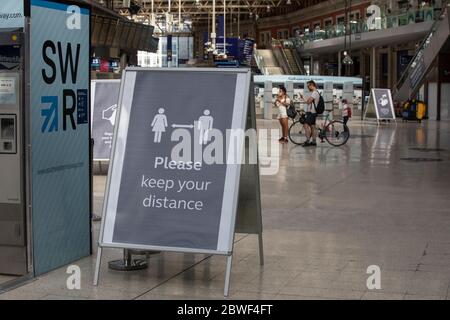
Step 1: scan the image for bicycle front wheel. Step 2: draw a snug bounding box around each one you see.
[288,120,307,145]
[324,121,350,146]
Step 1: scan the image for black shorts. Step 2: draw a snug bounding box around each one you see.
[305,112,317,125]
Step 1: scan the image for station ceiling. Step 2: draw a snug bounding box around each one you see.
[76,0,159,51]
[93,0,327,23]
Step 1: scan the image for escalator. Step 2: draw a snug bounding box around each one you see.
[282,47,305,75]
[395,5,450,101]
[272,40,305,75]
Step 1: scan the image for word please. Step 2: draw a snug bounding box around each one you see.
[154,156,202,171]
[141,176,212,193]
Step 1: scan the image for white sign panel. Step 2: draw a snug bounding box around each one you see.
[0,0,25,29]
[0,77,16,105]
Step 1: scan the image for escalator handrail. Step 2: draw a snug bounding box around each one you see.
[290,47,306,74]
[395,4,448,95]
[272,39,294,74]
[271,39,292,74]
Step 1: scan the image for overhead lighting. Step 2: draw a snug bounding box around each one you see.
[287,0,291,4]
[342,51,353,65]
[266,5,271,12]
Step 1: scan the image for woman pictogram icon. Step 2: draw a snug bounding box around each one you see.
[151,108,168,143]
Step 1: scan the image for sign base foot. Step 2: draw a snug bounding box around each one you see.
[108,258,148,271]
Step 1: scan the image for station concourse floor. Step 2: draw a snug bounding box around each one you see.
[2,119,450,300]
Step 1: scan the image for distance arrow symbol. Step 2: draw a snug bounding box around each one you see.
[172,124,194,128]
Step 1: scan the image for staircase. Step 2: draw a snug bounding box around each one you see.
[395,5,450,101]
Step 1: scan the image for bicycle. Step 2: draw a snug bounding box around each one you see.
[288,109,350,146]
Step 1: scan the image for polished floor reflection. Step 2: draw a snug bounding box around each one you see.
[1,120,450,300]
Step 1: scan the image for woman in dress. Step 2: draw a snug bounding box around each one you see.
[151,108,168,143]
[275,86,291,144]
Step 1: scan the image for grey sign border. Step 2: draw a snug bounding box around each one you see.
[372,88,396,120]
[90,79,121,162]
[97,67,252,256]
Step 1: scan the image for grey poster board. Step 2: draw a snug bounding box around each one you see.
[364,88,396,122]
[99,68,252,254]
[91,80,121,161]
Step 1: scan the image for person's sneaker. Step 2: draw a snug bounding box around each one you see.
[302,141,311,147]
[310,141,317,147]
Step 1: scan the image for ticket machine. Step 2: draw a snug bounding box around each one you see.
[0,30,27,275]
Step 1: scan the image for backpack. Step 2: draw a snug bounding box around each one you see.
[286,101,297,119]
[313,91,325,114]
[344,106,352,118]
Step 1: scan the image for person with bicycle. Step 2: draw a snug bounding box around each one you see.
[299,80,320,147]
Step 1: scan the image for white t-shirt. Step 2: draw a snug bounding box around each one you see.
[307,90,320,114]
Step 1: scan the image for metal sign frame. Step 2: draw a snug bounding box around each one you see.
[93,67,263,296]
[363,88,397,125]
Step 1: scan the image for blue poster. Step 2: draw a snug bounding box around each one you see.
[216,37,240,58]
[30,0,91,275]
[217,15,224,37]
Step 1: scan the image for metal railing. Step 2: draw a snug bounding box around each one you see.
[293,7,437,45]
[253,50,268,75]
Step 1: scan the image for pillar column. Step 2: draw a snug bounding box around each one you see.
[370,47,377,89]
[338,51,342,77]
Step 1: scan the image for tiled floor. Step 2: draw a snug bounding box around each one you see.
[1,119,450,300]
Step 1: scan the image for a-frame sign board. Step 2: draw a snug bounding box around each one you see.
[93,68,263,297]
[363,88,397,124]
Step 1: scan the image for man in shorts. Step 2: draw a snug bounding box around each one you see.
[300,80,320,147]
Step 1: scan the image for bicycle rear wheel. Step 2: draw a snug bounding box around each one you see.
[324,121,350,146]
[288,120,307,145]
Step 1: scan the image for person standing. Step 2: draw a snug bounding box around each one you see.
[342,99,352,125]
[300,80,320,147]
[275,86,291,144]
[197,109,214,145]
